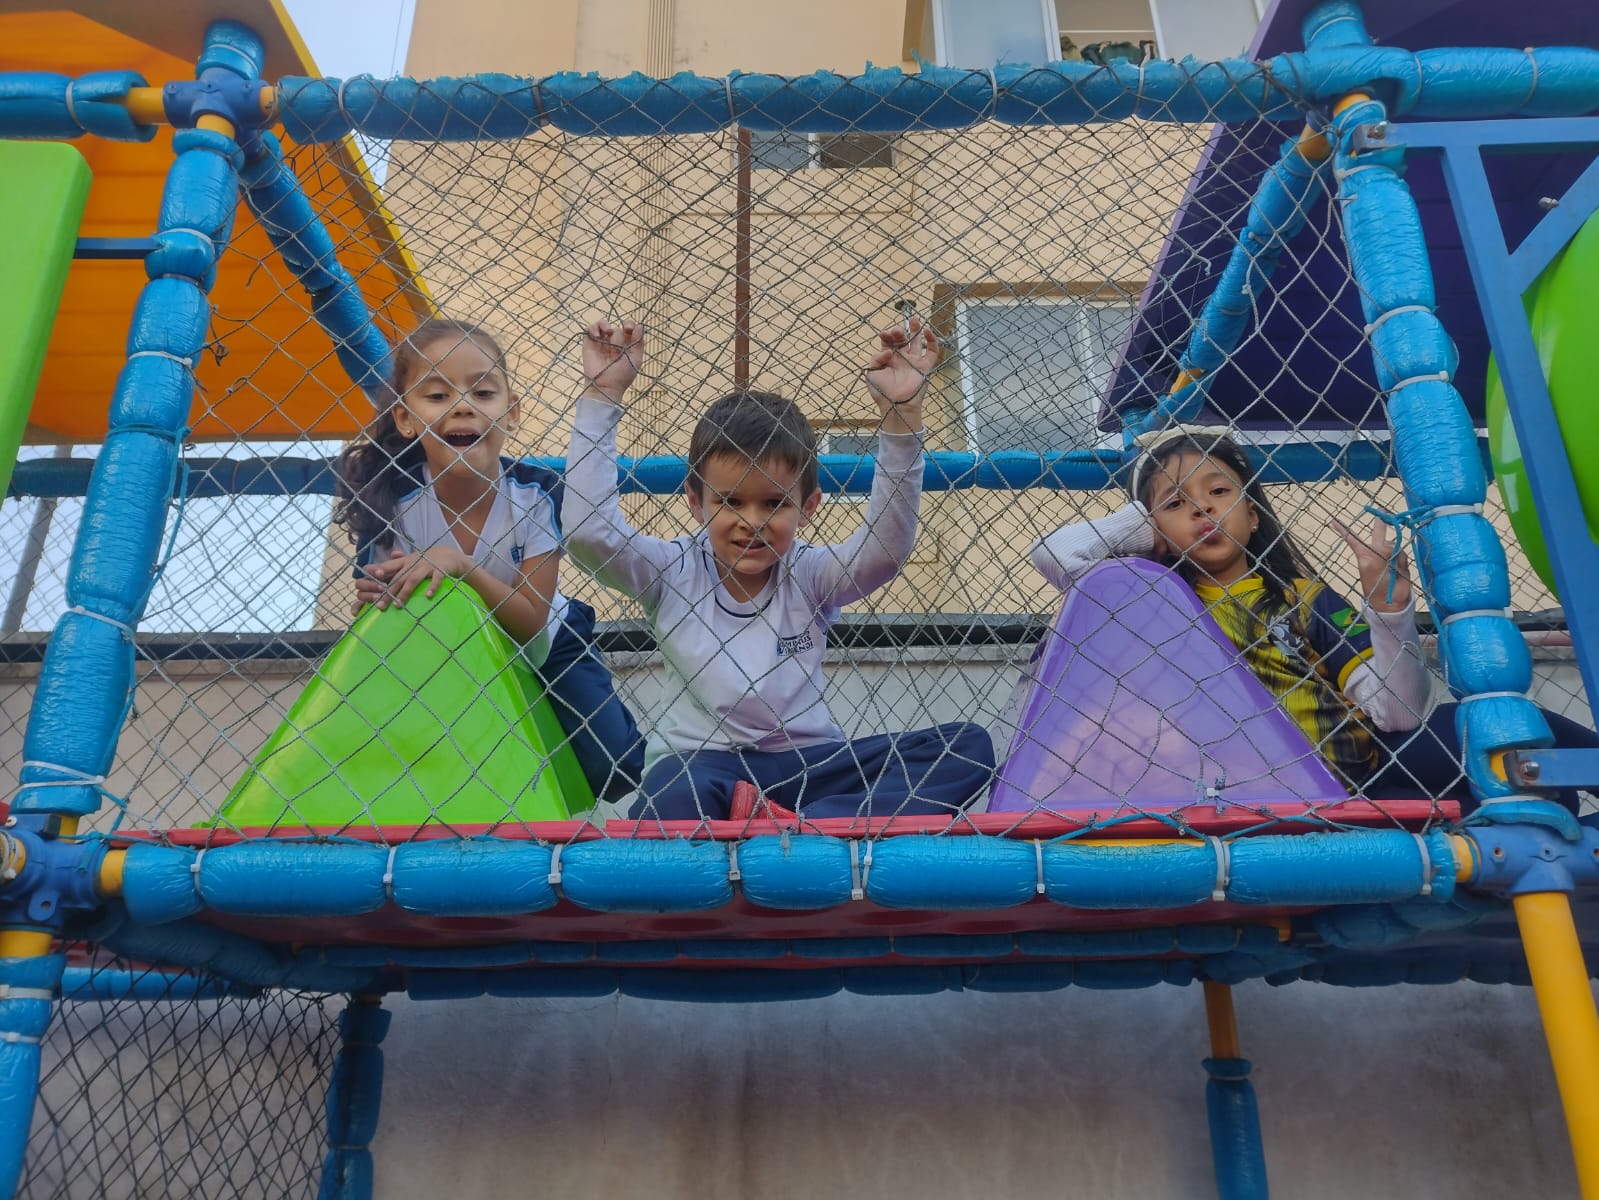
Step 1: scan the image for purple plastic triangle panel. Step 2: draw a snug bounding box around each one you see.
[989,559,1348,813]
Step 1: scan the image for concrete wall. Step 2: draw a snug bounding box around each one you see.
[369,980,1580,1199]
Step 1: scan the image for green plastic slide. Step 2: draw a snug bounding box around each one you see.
[219,579,592,828]
[1486,208,1599,598]
[0,141,91,496]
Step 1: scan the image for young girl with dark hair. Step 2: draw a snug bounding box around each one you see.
[1030,425,1596,808]
[334,319,644,804]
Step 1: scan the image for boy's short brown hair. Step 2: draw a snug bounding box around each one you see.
[687,391,819,496]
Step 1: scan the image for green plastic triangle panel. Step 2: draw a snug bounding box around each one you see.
[0,140,91,495]
[219,579,593,828]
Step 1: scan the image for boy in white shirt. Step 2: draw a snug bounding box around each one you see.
[564,318,994,821]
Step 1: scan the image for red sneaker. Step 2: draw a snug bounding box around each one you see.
[728,781,798,823]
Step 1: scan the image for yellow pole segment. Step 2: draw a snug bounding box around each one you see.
[97,849,126,898]
[120,86,277,127]
[0,930,52,957]
[1515,890,1599,1196]
[1203,980,1242,1058]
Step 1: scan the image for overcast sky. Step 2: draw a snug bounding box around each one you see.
[279,0,417,80]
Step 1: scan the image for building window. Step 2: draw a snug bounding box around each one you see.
[818,426,880,502]
[931,0,1060,69]
[955,295,1135,455]
[746,129,897,172]
[927,1,1262,68]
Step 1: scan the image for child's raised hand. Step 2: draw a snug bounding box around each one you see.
[864,319,936,434]
[1332,514,1412,613]
[357,546,478,612]
[582,319,644,405]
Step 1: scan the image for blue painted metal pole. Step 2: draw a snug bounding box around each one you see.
[0,22,268,1200]
[1308,0,1559,811]
[237,132,394,398]
[319,996,389,1200]
[1202,981,1268,1200]
[11,20,264,825]
[0,944,64,1198]
[1122,120,1333,439]
[1427,132,1599,713]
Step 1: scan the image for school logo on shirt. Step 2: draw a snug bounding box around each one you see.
[511,544,524,564]
[776,631,814,657]
[1329,606,1369,637]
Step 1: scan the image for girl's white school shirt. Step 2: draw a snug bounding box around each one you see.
[564,396,924,764]
[391,464,567,667]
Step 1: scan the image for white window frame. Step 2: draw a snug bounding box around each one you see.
[1147,0,1262,61]
[744,128,897,173]
[930,0,1062,69]
[954,294,1134,456]
[817,426,880,504]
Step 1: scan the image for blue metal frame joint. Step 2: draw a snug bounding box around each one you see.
[160,76,269,132]
[0,828,106,931]
[1460,823,1599,896]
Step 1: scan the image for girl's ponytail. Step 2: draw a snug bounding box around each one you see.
[333,406,426,554]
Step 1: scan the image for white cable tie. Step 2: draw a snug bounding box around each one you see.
[164,226,218,249]
[127,349,195,369]
[724,76,736,126]
[726,841,741,885]
[1384,371,1451,395]
[63,79,84,132]
[1209,836,1230,903]
[1362,304,1435,338]
[1409,503,1483,525]
[848,840,864,901]
[1033,840,1046,895]
[1458,690,1531,703]
[18,762,107,790]
[1479,792,1548,805]
[382,844,398,902]
[985,68,999,121]
[1413,833,1434,897]
[66,606,136,638]
[860,840,874,900]
[1,1032,42,1045]
[1522,48,1541,110]
[1440,607,1514,626]
[546,842,565,897]
[1333,162,1387,184]
[0,986,56,1002]
[190,848,205,898]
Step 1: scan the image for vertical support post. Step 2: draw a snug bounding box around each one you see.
[1202,981,1268,1200]
[0,22,267,1200]
[1432,136,1599,708]
[11,18,264,826]
[1514,892,1599,1197]
[319,995,390,1200]
[0,934,63,1199]
[734,126,752,391]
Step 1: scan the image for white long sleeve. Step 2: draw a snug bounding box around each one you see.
[1344,601,1432,732]
[562,395,684,604]
[1029,502,1157,591]
[789,428,924,608]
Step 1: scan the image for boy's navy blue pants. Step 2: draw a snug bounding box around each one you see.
[1367,702,1599,813]
[541,599,646,805]
[632,721,995,821]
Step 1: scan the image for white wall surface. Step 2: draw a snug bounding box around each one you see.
[370,979,1580,1199]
